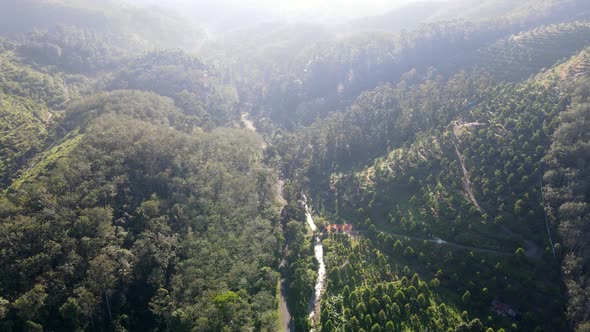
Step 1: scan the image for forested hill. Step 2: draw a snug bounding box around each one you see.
[207,0,590,130]
[0,0,590,331]
[0,0,203,50]
[0,2,278,331]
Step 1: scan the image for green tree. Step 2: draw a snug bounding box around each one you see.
[59,298,83,329]
[13,284,47,321]
[385,321,395,332]
[0,296,9,319]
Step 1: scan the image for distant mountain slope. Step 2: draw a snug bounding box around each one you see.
[450,21,590,82]
[0,94,51,187]
[538,46,590,85]
[0,0,203,50]
[351,2,447,32]
[353,0,590,32]
[223,2,590,130]
[439,0,589,23]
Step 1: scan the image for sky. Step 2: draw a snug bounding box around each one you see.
[125,0,430,19]
[229,0,407,10]
[241,0,415,20]
[131,0,409,9]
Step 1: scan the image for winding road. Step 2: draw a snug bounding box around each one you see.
[241,113,293,331]
[358,229,512,256]
[279,251,294,332]
[241,113,257,132]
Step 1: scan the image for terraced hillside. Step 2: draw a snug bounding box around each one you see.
[538,46,590,85]
[0,94,51,186]
[465,22,590,81]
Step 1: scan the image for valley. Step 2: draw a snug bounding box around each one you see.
[0,0,590,331]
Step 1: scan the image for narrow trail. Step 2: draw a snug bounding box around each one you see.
[277,179,292,332]
[45,111,53,126]
[451,121,544,260]
[451,121,485,214]
[276,179,286,207]
[539,164,556,257]
[242,113,293,331]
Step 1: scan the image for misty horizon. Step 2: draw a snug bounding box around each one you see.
[121,0,451,30]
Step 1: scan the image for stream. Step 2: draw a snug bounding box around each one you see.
[302,194,326,328]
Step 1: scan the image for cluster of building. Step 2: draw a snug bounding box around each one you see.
[324,224,353,233]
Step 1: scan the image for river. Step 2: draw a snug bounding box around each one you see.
[302,195,326,329]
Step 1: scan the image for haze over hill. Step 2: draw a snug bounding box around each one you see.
[0,1,590,332]
[121,0,456,32]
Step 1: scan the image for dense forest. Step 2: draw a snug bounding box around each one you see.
[1,0,590,331]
